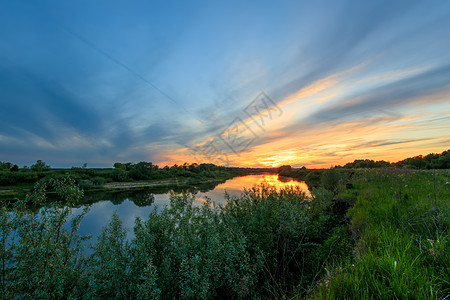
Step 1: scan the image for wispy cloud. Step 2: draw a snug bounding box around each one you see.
[1,0,449,167]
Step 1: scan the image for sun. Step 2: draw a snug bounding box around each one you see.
[258,154,298,167]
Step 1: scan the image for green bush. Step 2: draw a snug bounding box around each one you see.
[0,177,88,299]
[91,176,106,186]
[109,168,129,182]
[321,169,342,193]
[221,184,333,297]
[1,179,345,299]
[0,171,39,186]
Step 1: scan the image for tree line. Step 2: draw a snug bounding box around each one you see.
[0,161,233,189]
[341,149,450,169]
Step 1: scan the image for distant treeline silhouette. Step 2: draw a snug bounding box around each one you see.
[341,149,450,169]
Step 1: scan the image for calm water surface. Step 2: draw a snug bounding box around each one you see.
[71,174,310,240]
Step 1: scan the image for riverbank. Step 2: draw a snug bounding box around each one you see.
[0,176,235,201]
[0,162,246,200]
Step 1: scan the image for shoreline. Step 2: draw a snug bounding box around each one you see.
[0,177,231,200]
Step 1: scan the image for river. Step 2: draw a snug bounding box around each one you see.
[70,174,310,240]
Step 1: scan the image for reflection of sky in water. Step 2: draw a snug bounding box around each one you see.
[194,174,311,206]
[70,174,310,241]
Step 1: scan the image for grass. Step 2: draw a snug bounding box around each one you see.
[1,168,448,298]
[312,169,449,299]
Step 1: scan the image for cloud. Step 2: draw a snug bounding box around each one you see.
[306,64,450,123]
[1,0,450,167]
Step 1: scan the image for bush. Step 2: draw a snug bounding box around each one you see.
[109,168,129,182]
[0,177,88,299]
[91,176,106,186]
[321,169,342,193]
[1,180,345,299]
[0,171,39,186]
[305,170,322,187]
[77,179,95,190]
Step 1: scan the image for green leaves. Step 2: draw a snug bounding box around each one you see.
[1,177,89,299]
[2,178,346,299]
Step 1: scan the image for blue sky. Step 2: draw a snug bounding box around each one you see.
[1,0,449,168]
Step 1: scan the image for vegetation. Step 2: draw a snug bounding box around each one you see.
[342,149,450,169]
[1,174,350,298]
[0,160,237,199]
[311,169,449,299]
[0,150,449,298]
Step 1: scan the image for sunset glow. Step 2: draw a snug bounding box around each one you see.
[0,1,449,167]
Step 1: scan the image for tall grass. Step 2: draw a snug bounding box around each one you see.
[313,169,449,299]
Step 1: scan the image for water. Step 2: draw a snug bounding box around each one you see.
[70,174,310,241]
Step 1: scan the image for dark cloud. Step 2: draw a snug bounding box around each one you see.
[0,66,104,140]
[1,0,449,166]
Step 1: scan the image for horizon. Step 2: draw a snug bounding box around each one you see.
[1,1,449,168]
[5,148,448,170]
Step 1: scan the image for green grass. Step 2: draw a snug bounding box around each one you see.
[2,169,448,298]
[312,169,450,299]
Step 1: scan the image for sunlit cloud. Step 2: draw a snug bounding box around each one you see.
[1,1,449,167]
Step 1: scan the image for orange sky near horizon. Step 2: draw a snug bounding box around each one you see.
[156,62,450,169]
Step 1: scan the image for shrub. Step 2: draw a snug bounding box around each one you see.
[321,169,341,193]
[109,168,129,182]
[91,176,106,186]
[0,177,89,298]
[1,179,346,299]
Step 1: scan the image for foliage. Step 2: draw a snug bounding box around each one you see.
[341,149,450,169]
[2,165,448,298]
[343,159,391,168]
[395,149,450,169]
[0,177,89,299]
[312,169,450,299]
[110,168,130,182]
[320,169,343,194]
[0,161,233,194]
[221,184,334,297]
[0,162,19,172]
[1,176,347,299]
[129,161,159,180]
[30,159,51,172]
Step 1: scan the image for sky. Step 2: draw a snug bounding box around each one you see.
[1,0,449,168]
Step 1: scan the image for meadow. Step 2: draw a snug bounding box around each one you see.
[312,168,449,299]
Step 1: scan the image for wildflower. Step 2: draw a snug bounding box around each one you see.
[437,240,440,243]
[404,185,408,188]
[352,264,355,267]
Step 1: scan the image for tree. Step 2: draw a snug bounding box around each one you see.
[0,162,12,171]
[113,162,127,171]
[129,162,158,180]
[277,165,292,176]
[30,160,50,172]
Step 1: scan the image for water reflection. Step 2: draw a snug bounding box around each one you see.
[71,174,310,240]
[193,174,311,206]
